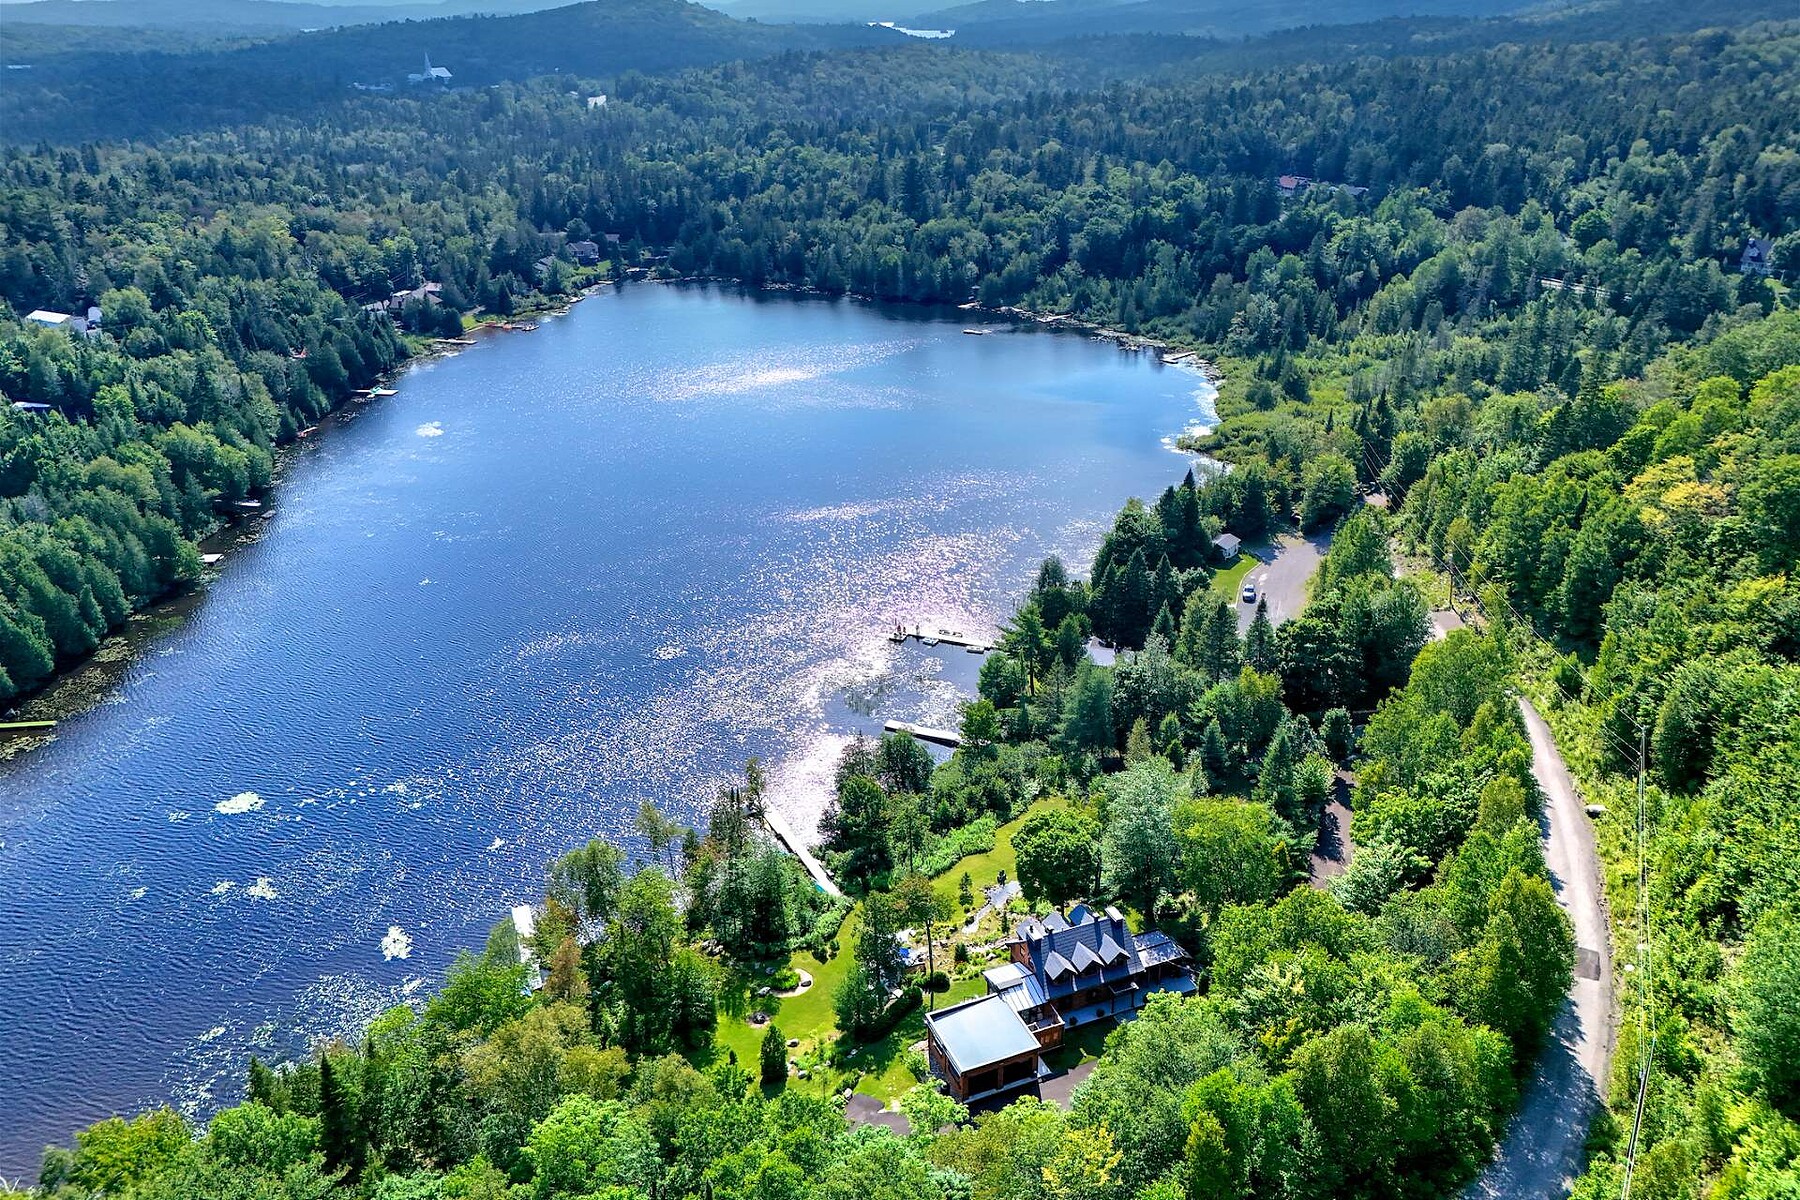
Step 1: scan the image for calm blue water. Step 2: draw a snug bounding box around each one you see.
[0,284,1212,1174]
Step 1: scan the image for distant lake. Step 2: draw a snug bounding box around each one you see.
[0,284,1213,1173]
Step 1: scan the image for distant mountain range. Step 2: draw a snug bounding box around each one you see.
[0,0,1536,35]
[909,0,1532,42]
[0,0,578,34]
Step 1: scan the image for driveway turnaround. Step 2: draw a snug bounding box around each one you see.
[1238,531,1331,632]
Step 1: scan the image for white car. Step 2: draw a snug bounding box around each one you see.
[1241,580,1257,604]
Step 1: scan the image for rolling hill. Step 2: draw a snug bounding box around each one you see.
[0,0,894,140]
[0,0,572,35]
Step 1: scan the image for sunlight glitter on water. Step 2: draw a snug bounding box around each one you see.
[0,285,1208,1173]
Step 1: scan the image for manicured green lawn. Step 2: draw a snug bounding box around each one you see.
[1209,553,1256,599]
[933,793,1068,913]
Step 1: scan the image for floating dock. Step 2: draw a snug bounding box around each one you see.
[883,720,962,748]
[888,623,992,653]
[0,720,57,733]
[434,337,477,347]
[763,809,843,898]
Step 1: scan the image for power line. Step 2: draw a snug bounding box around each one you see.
[1621,720,1656,1199]
[1399,522,1656,1196]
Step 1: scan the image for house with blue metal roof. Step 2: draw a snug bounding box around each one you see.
[924,903,1194,1101]
[1001,903,1194,1034]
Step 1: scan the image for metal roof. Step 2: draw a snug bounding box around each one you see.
[925,994,1040,1074]
[985,963,1050,1014]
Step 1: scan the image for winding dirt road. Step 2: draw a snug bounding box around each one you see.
[1464,699,1615,1198]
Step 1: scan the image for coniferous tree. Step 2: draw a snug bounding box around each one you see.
[317,1052,364,1182]
[760,1023,788,1087]
[1245,598,1279,674]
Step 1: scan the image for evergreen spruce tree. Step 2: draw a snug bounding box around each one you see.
[1151,602,1177,646]
[1245,598,1279,673]
[1199,600,1243,683]
[1200,718,1230,788]
[1157,712,1185,767]
[318,1052,364,1182]
[1253,721,1301,824]
[247,1056,286,1113]
[1152,554,1182,619]
[760,1023,788,1087]
[1116,549,1152,648]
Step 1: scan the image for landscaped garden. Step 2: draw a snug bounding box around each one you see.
[706,795,1070,1104]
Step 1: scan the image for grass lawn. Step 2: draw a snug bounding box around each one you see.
[932,794,1067,913]
[1209,552,1257,599]
[1043,1020,1113,1074]
[707,794,1070,1096]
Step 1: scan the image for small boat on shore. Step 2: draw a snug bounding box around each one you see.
[297,426,319,438]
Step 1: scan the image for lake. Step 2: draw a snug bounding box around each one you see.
[0,283,1213,1173]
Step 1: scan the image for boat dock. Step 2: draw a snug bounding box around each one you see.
[434,337,477,347]
[510,905,546,992]
[888,623,992,653]
[763,809,843,898]
[0,720,57,733]
[883,720,962,748]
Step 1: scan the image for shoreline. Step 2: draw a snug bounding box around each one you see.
[0,278,1214,745]
[0,283,618,733]
[651,274,1226,384]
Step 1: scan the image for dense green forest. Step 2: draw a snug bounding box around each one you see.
[5,3,1800,1197]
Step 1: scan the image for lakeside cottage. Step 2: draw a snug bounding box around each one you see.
[1741,236,1775,277]
[924,904,1194,1102]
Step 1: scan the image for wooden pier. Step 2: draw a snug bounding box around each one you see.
[762,809,844,898]
[0,720,57,733]
[883,720,962,748]
[887,623,993,654]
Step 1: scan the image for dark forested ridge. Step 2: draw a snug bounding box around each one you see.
[0,0,566,35]
[0,0,895,143]
[4,3,1799,1198]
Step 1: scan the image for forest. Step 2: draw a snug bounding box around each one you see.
[5,2,1799,1198]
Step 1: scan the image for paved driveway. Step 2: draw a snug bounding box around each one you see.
[1463,701,1615,1198]
[1238,531,1332,631]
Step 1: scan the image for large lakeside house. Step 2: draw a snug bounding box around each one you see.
[923,903,1194,1103]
